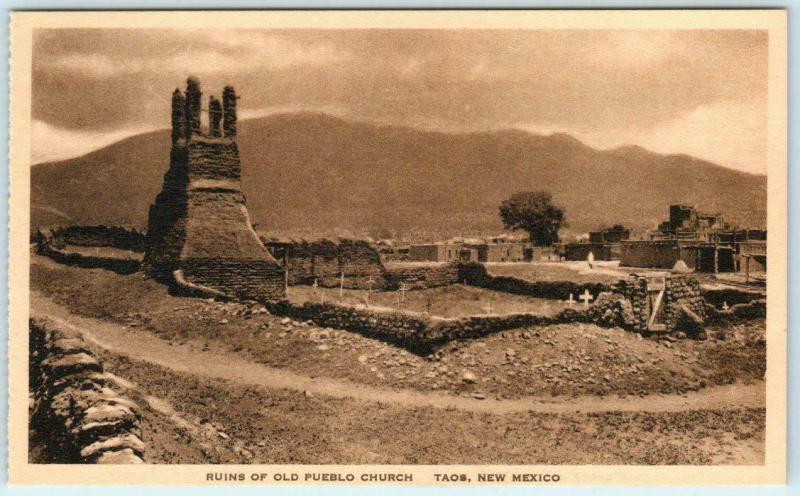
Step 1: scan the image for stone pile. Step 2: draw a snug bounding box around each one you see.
[29,319,144,464]
[584,292,635,328]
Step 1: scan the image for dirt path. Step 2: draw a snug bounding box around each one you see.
[31,290,765,415]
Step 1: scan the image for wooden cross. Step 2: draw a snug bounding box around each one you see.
[722,301,729,311]
[339,272,344,301]
[366,277,375,306]
[483,301,494,315]
[399,282,407,303]
[579,289,593,308]
[568,293,575,306]
[312,278,318,294]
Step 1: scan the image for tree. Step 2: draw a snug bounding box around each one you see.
[498,191,566,246]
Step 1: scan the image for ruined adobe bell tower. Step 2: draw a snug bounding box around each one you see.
[143,77,285,300]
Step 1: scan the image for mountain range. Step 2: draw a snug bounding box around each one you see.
[31,112,767,241]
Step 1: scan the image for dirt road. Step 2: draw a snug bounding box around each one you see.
[30,290,764,415]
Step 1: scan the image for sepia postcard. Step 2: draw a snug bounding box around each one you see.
[7,10,787,486]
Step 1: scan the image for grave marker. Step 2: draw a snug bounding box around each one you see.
[579,289,593,308]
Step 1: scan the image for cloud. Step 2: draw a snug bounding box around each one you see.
[36,30,349,80]
[636,101,767,174]
[31,120,159,164]
[31,28,768,173]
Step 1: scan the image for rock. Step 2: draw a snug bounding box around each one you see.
[280,317,291,325]
[462,371,478,384]
[81,434,145,459]
[471,392,485,400]
[94,448,143,464]
[357,355,368,364]
[316,344,330,351]
[219,319,228,324]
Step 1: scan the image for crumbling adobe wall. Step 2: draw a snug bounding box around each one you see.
[337,239,386,289]
[311,239,342,286]
[29,319,144,464]
[262,237,389,289]
[383,263,461,290]
[143,78,285,300]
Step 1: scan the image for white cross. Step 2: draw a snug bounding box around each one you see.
[579,289,593,308]
[722,301,729,311]
[312,278,318,294]
[568,293,575,306]
[483,302,494,315]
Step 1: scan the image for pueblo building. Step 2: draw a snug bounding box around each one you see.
[565,205,765,275]
[409,236,529,263]
[619,205,766,274]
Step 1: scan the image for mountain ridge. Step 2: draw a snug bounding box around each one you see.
[31,112,767,240]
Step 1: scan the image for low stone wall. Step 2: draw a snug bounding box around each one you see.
[35,242,142,275]
[29,318,145,464]
[264,298,599,353]
[702,286,766,308]
[35,225,146,252]
[707,299,767,322]
[458,262,612,300]
[383,262,461,290]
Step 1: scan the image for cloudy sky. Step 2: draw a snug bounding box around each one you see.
[32,28,768,174]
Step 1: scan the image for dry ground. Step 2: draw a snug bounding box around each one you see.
[29,254,767,464]
[288,284,572,318]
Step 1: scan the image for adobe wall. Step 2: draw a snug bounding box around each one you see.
[564,243,615,261]
[620,240,680,269]
[310,239,341,286]
[383,262,461,290]
[29,319,145,464]
[263,238,388,290]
